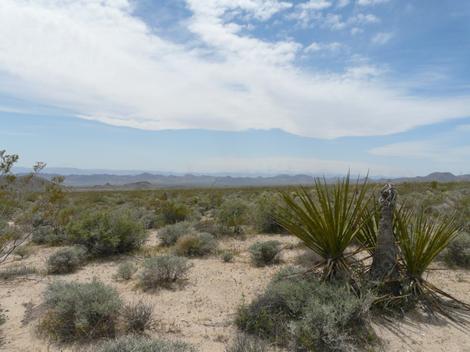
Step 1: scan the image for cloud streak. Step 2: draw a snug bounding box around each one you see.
[0,0,469,139]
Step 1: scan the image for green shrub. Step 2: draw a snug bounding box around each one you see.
[160,201,190,225]
[158,222,192,247]
[442,232,470,268]
[252,194,284,234]
[122,301,153,334]
[0,265,37,280]
[216,198,248,234]
[32,224,67,245]
[248,241,281,267]
[39,279,122,342]
[221,251,234,263]
[66,210,146,256]
[140,255,190,290]
[175,232,217,257]
[47,246,87,274]
[226,334,267,352]
[115,261,137,281]
[96,336,196,352]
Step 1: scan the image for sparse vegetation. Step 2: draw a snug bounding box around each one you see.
[140,255,190,290]
[121,301,153,334]
[158,221,192,246]
[38,280,122,342]
[115,261,137,281]
[248,240,281,267]
[47,246,87,274]
[175,232,217,257]
[441,232,470,268]
[0,265,37,280]
[221,250,234,263]
[95,336,196,352]
[226,334,268,352]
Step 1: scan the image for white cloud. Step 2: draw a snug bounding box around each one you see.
[299,0,332,10]
[0,0,470,140]
[371,31,394,45]
[357,0,390,6]
[336,0,351,8]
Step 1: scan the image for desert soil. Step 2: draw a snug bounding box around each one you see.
[0,232,469,352]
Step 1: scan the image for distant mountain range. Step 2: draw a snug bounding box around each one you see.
[12,170,470,189]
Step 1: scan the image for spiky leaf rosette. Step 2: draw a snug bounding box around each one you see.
[277,174,372,281]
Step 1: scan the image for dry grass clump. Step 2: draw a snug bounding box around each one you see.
[140,255,190,290]
[225,334,268,352]
[121,301,153,334]
[0,265,37,280]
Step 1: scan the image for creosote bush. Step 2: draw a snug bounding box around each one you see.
[174,232,217,257]
[38,279,122,342]
[47,246,87,274]
[252,194,284,234]
[122,301,153,334]
[158,222,192,246]
[216,198,248,234]
[95,335,196,352]
[66,209,146,256]
[115,261,137,281]
[159,201,190,225]
[140,255,190,290]
[248,241,281,267]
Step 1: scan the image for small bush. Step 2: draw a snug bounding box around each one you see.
[32,224,67,245]
[38,279,122,342]
[216,198,248,234]
[160,201,190,225]
[442,232,470,268]
[248,241,281,267]
[66,210,146,256]
[221,251,234,263]
[14,245,33,259]
[122,301,153,334]
[140,255,190,290]
[47,246,87,274]
[158,222,192,247]
[0,265,37,280]
[115,261,137,281]
[226,334,268,352]
[252,194,284,234]
[175,232,217,257]
[96,335,196,352]
[236,267,374,351]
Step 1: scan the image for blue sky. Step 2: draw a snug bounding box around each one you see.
[1,0,469,176]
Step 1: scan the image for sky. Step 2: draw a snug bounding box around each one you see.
[1,0,469,176]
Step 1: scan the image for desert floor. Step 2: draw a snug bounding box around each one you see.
[1,232,469,352]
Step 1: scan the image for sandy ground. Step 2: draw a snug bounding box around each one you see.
[0,232,469,352]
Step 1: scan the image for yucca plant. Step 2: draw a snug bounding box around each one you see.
[395,208,470,318]
[356,201,381,255]
[277,174,372,281]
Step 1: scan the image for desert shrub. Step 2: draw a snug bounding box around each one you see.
[236,267,374,351]
[158,222,192,246]
[47,246,87,274]
[0,307,5,325]
[216,198,248,234]
[221,250,234,263]
[115,261,137,281]
[140,255,190,290]
[0,265,37,280]
[252,194,284,234]
[441,232,470,268]
[39,279,122,342]
[14,245,33,259]
[159,201,190,225]
[122,301,153,334]
[193,218,220,237]
[175,232,217,257]
[95,335,196,352]
[66,209,146,256]
[248,241,281,267]
[226,334,267,352]
[32,224,67,245]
